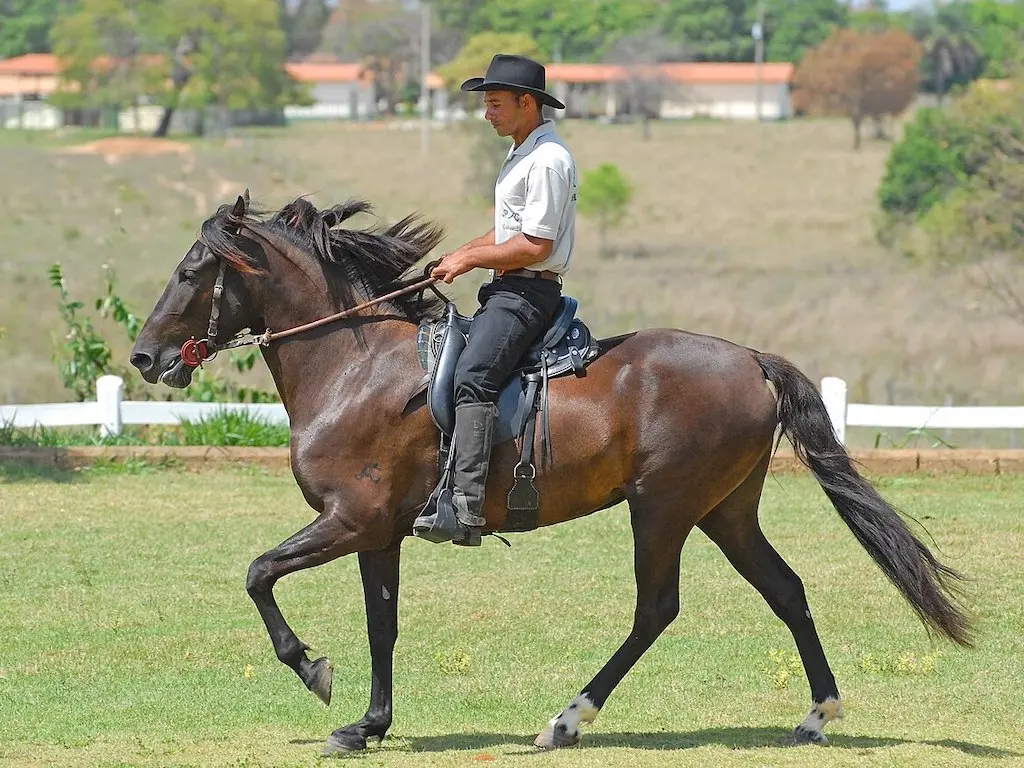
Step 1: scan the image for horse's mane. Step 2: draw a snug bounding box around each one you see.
[199,195,448,323]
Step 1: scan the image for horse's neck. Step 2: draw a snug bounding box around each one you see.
[261,314,419,427]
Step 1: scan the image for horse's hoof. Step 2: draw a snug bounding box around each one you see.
[534,722,581,749]
[307,656,333,706]
[790,725,829,746]
[323,729,367,755]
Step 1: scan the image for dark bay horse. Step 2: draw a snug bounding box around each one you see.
[130,193,972,754]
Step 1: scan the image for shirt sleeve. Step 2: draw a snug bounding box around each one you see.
[520,158,570,240]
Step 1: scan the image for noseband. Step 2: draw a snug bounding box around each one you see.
[180,259,443,368]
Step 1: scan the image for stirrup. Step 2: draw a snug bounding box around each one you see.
[412,489,482,547]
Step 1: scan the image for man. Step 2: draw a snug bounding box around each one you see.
[413,54,578,547]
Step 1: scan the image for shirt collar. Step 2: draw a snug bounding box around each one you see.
[510,119,555,157]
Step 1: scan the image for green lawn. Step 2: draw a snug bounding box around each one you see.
[0,465,1021,767]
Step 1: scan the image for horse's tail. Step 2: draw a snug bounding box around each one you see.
[755,351,974,648]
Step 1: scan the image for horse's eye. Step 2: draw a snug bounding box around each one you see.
[182,269,197,281]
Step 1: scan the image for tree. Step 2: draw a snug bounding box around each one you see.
[764,0,849,64]
[962,0,1024,79]
[878,77,1024,325]
[792,28,921,149]
[321,0,419,115]
[51,0,299,135]
[901,4,984,103]
[658,0,754,62]
[0,0,68,57]
[51,0,161,127]
[436,31,542,94]
[577,163,634,258]
[280,0,330,59]
[605,30,686,140]
[466,0,661,62]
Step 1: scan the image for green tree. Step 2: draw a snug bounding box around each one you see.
[436,31,542,93]
[50,0,161,127]
[321,0,418,115]
[877,106,969,219]
[174,0,296,113]
[577,163,634,258]
[878,78,1024,324]
[467,0,660,62]
[658,0,753,62]
[279,0,330,59]
[765,0,849,64]
[0,0,68,57]
[51,0,299,135]
[964,0,1024,79]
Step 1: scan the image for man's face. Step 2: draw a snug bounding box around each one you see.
[484,90,532,137]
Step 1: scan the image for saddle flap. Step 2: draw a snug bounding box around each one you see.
[425,304,470,436]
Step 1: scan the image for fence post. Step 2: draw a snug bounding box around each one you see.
[97,375,124,437]
[820,376,848,446]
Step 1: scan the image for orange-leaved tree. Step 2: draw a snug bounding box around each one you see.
[793,28,922,149]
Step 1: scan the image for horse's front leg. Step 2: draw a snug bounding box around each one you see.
[324,542,402,754]
[245,504,383,706]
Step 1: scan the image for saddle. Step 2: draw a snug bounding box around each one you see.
[415,297,600,531]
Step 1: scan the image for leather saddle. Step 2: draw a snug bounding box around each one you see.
[417,297,598,440]
[414,296,601,531]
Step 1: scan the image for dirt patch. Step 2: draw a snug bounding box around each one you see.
[56,136,191,163]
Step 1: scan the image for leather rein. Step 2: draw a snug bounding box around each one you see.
[180,259,443,368]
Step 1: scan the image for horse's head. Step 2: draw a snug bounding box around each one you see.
[131,191,448,389]
[130,191,263,388]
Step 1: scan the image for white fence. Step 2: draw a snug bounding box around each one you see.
[2,375,1023,445]
[820,376,1024,445]
[0,375,288,437]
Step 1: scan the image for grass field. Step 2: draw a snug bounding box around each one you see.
[1,118,1022,427]
[1,465,1021,767]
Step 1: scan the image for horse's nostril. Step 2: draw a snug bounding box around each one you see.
[130,351,154,373]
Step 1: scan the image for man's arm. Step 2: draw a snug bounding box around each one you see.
[466,227,496,249]
[431,233,551,283]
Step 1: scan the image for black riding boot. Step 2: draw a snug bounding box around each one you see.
[413,402,497,547]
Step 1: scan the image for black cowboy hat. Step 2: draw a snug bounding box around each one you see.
[461,54,566,110]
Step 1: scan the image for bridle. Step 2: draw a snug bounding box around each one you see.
[179,258,443,368]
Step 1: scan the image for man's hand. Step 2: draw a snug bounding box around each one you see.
[430,247,478,284]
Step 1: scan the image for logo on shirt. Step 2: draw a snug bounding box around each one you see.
[500,200,523,229]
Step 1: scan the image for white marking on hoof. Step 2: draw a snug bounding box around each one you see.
[792,697,843,745]
[534,693,599,750]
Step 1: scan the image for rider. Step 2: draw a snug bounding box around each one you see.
[413,54,579,546]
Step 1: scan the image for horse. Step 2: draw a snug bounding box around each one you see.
[129,192,972,755]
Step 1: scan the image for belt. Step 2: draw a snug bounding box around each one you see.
[498,268,562,282]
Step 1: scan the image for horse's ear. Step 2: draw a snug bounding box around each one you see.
[242,188,250,207]
[231,192,247,218]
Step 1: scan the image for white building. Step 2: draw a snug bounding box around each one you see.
[543,62,795,121]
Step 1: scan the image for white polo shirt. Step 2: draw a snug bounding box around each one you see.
[494,119,578,275]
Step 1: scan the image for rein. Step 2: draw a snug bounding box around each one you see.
[180,259,443,368]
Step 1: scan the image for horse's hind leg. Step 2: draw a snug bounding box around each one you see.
[698,460,843,744]
[535,500,689,749]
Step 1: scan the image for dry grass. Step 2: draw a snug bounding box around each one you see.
[0,118,1020,431]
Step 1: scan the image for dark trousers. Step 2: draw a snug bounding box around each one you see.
[454,276,563,407]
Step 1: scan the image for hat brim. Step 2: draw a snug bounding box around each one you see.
[460,77,565,110]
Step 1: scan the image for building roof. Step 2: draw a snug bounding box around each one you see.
[544,61,794,86]
[661,62,794,84]
[545,63,626,84]
[0,53,59,76]
[0,54,370,84]
[285,62,368,84]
